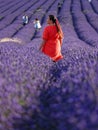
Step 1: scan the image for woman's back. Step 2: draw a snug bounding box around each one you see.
[43,25,59,41]
[40,14,63,62]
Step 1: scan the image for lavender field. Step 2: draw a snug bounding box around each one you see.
[0,0,98,130]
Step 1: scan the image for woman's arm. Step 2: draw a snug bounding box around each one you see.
[59,37,63,46]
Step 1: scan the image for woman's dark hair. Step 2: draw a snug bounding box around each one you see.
[49,15,56,23]
[49,15,63,38]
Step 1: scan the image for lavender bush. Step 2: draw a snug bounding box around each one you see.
[0,0,98,130]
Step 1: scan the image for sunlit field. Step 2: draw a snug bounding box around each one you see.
[0,0,98,130]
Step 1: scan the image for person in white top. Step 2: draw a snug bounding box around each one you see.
[22,15,29,25]
[33,18,41,30]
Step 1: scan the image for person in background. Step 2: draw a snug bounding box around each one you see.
[22,15,29,26]
[33,18,41,30]
[39,15,64,62]
[88,0,92,2]
[57,3,62,14]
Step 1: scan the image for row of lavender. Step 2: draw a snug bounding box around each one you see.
[0,0,98,130]
[0,0,58,43]
[71,0,98,47]
[0,0,32,28]
[0,0,41,38]
[80,0,98,33]
[91,0,98,13]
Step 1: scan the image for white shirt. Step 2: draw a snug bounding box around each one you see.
[22,16,28,24]
[33,20,41,29]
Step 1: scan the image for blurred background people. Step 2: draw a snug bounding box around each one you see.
[33,18,41,30]
[22,15,29,25]
[57,2,62,14]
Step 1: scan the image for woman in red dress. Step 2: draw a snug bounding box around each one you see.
[39,15,64,62]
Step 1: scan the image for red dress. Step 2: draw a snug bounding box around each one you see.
[42,25,63,62]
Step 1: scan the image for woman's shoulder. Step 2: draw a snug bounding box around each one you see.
[44,26,50,31]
